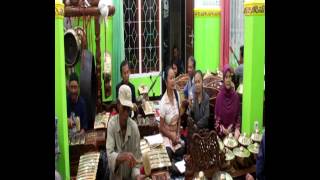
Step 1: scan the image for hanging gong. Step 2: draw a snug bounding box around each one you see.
[80,49,97,130]
[64,29,81,67]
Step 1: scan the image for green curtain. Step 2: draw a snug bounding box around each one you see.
[111,0,125,101]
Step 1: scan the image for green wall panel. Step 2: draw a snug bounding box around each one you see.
[194,15,220,72]
[242,14,265,134]
[129,75,162,98]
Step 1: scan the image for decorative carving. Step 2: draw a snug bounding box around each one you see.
[64,6,115,17]
[185,118,225,177]
[175,74,189,91]
[94,16,103,112]
[203,86,219,106]
[203,73,223,90]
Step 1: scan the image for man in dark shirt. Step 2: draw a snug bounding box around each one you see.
[172,46,184,74]
[172,60,181,78]
[67,73,88,134]
[116,60,136,103]
[183,56,196,99]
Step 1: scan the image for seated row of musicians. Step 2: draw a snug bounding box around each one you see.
[158,62,210,174]
[113,58,241,140]
[65,58,240,137]
[65,68,140,179]
[104,59,242,178]
[107,68,187,178]
[106,60,195,177]
[181,56,241,139]
[65,60,139,137]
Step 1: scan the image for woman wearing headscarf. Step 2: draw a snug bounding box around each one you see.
[215,65,241,138]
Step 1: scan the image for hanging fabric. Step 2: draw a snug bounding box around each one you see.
[229,0,244,69]
[220,0,231,70]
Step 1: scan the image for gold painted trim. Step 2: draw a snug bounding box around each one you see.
[194,8,221,17]
[55,3,64,19]
[244,2,265,16]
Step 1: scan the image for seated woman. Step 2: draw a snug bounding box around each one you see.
[215,66,241,139]
[159,67,185,162]
[190,70,210,129]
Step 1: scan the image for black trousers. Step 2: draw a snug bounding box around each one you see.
[166,143,185,162]
[166,146,185,177]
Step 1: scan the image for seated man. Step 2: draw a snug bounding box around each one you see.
[191,70,210,129]
[183,56,196,99]
[172,46,184,74]
[67,73,88,135]
[181,56,196,117]
[106,85,142,180]
[116,60,136,103]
